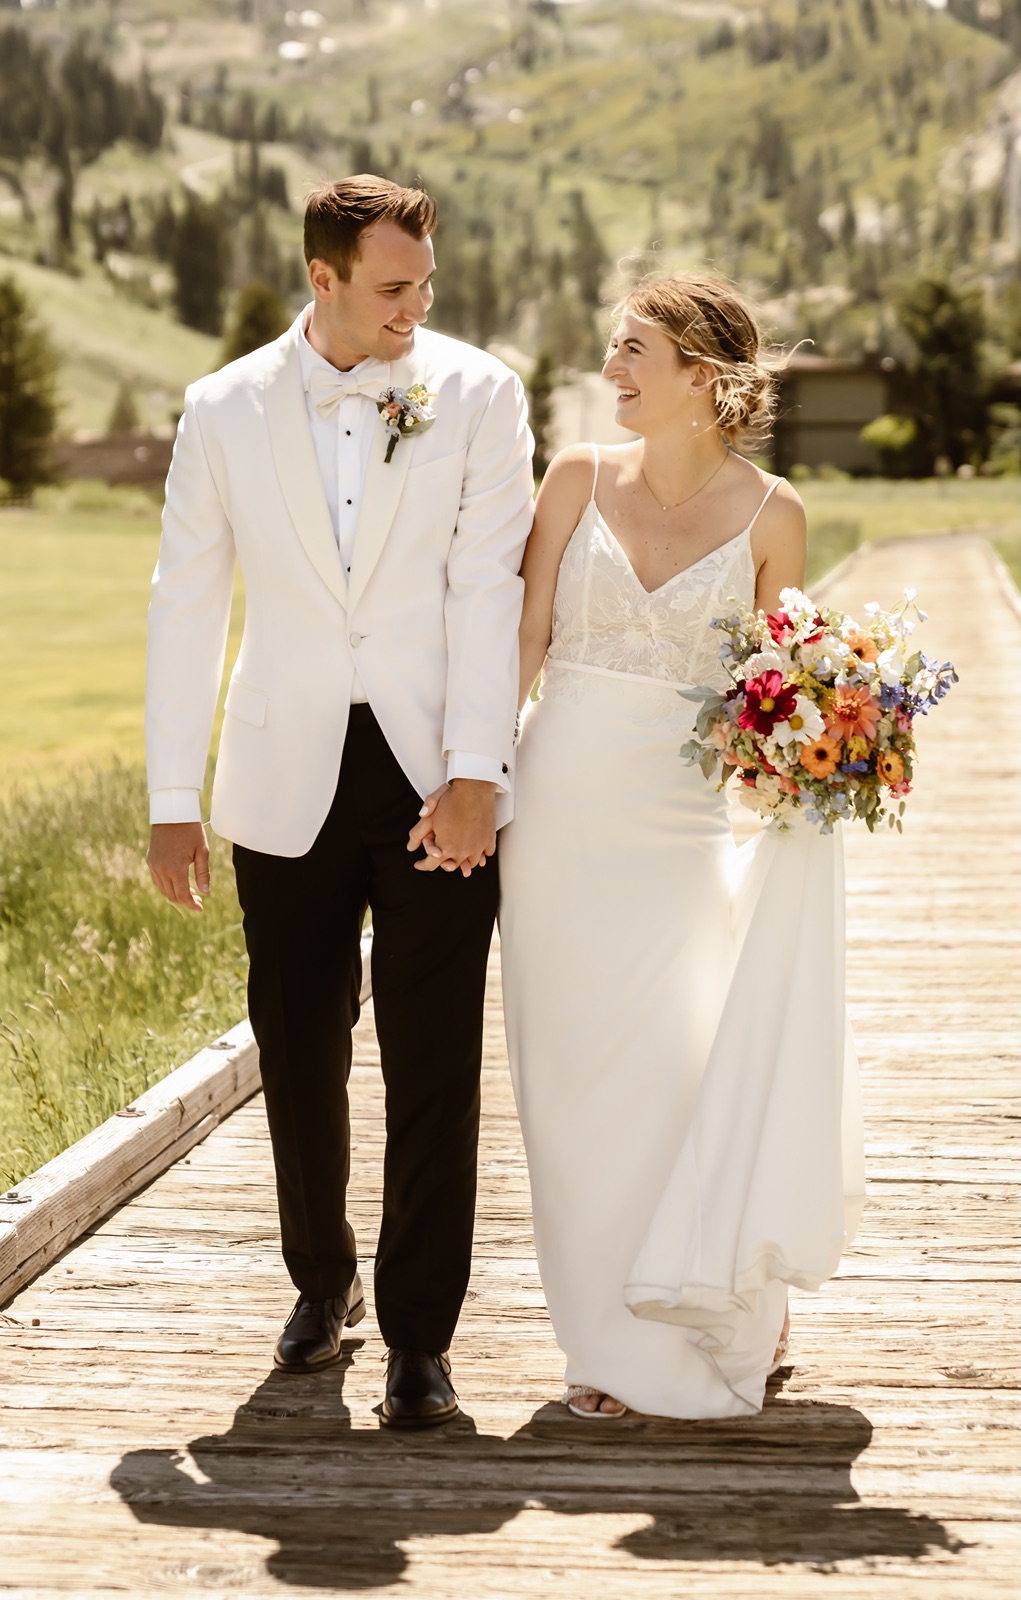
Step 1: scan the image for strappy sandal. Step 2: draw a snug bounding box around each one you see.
[767,1335,792,1378]
[563,1384,627,1418]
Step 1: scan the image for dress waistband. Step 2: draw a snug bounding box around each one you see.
[544,657,696,694]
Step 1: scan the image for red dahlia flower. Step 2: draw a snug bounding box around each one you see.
[737,670,799,735]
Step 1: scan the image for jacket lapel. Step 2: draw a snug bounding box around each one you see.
[263,328,348,609]
[347,352,423,615]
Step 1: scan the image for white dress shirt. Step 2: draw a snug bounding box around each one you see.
[149,311,505,824]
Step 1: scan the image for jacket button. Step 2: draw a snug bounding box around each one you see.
[501,763,509,774]
[349,632,362,647]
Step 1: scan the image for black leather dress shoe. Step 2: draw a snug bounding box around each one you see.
[273,1272,366,1371]
[381,1349,458,1428]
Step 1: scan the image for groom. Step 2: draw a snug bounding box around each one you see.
[145,176,534,1425]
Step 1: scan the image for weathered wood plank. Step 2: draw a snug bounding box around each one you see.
[0,536,1018,1597]
[0,1023,260,1309]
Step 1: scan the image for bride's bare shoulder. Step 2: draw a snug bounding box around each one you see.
[541,443,598,489]
[754,472,807,540]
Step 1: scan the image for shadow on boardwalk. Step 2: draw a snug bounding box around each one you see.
[111,1345,962,1590]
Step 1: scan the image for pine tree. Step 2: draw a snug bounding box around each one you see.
[0,276,59,501]
[529,350,558,480]
[472,247,500,349]
[106,380,140,434]
[566,191,608,310]
[221,283,290,365]
[897,278,987,470]
[170,195,229,335]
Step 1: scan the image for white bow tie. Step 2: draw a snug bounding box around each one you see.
[308,362,390,415]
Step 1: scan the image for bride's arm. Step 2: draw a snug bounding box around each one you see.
[517,448,593,709]
[751,478,808,616]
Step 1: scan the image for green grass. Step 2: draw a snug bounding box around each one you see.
[0,488,244,791]
[0,762,247,1188]
[801,475,1021,588]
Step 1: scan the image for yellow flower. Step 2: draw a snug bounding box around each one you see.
[846,735,871,763]
[878,749,905,785]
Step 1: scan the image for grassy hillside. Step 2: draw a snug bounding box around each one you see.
[1,0,1016,431]
[0,257,218,434]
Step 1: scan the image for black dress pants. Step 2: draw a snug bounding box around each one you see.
[233,705,499,1353]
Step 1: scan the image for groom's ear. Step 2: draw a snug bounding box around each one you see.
[308,257,339,300]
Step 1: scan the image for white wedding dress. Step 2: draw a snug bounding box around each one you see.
[500,449,865,1418]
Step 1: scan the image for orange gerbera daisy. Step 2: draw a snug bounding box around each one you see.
[877,749,905,785]
[825,685,882,743]
[800,734,843,778]
[845,628,878,663]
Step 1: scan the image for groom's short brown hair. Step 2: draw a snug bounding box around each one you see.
[304,175,438,281]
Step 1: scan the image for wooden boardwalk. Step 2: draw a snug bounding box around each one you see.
[2,535,1018,1599]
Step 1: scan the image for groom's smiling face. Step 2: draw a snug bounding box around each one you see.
[308,220,436,371]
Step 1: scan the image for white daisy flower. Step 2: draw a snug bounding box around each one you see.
[773,694,826,745]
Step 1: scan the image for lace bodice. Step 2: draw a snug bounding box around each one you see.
[545,488,760,694]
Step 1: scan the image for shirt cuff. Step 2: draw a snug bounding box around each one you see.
[446,752,509,793]
[149,788,203,824]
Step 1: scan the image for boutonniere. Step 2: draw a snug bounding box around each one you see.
[376,383,436,463]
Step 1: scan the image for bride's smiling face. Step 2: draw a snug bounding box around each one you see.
[603,311,706,434]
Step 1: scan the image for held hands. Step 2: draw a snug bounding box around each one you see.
[407,780,497,876]
[147,822,210,912]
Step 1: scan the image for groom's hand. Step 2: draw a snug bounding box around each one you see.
[408,780,496,876]
[147,822,210,912]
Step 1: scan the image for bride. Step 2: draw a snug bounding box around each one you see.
[497,274,864,1420]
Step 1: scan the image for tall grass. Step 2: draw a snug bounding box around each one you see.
[0,763,247,1187]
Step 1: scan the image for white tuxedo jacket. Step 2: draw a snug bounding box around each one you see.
[145,320,535,856]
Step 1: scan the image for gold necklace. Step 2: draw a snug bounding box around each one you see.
[640,450,729,512]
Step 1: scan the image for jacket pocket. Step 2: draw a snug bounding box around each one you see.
[224,679,268,728]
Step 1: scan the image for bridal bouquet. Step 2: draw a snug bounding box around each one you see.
[679,586,957,833]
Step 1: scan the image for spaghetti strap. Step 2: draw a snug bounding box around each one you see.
[745,475,782,535]
[590,445,600,503]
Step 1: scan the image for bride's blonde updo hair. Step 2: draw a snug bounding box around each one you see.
[614,273,784,451]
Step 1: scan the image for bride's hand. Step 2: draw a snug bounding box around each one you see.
[407,784,448,860]
[408,784,470,874]
[407,783,489,876]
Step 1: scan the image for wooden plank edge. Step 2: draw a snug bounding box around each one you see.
[982,534,1021,625]
[0,933,373,1309]
[0,1024,261,1308]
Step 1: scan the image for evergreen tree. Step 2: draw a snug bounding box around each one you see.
[472,247,500,349]
[0,276,59,501]
[752,111,795,201]
[897,278,987,471]
[859,0,880,43]
[106,380,140,434]
[529,349,558,480]
[221,282,289,365]
[566,190,607,309]
[170,194,229,335]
